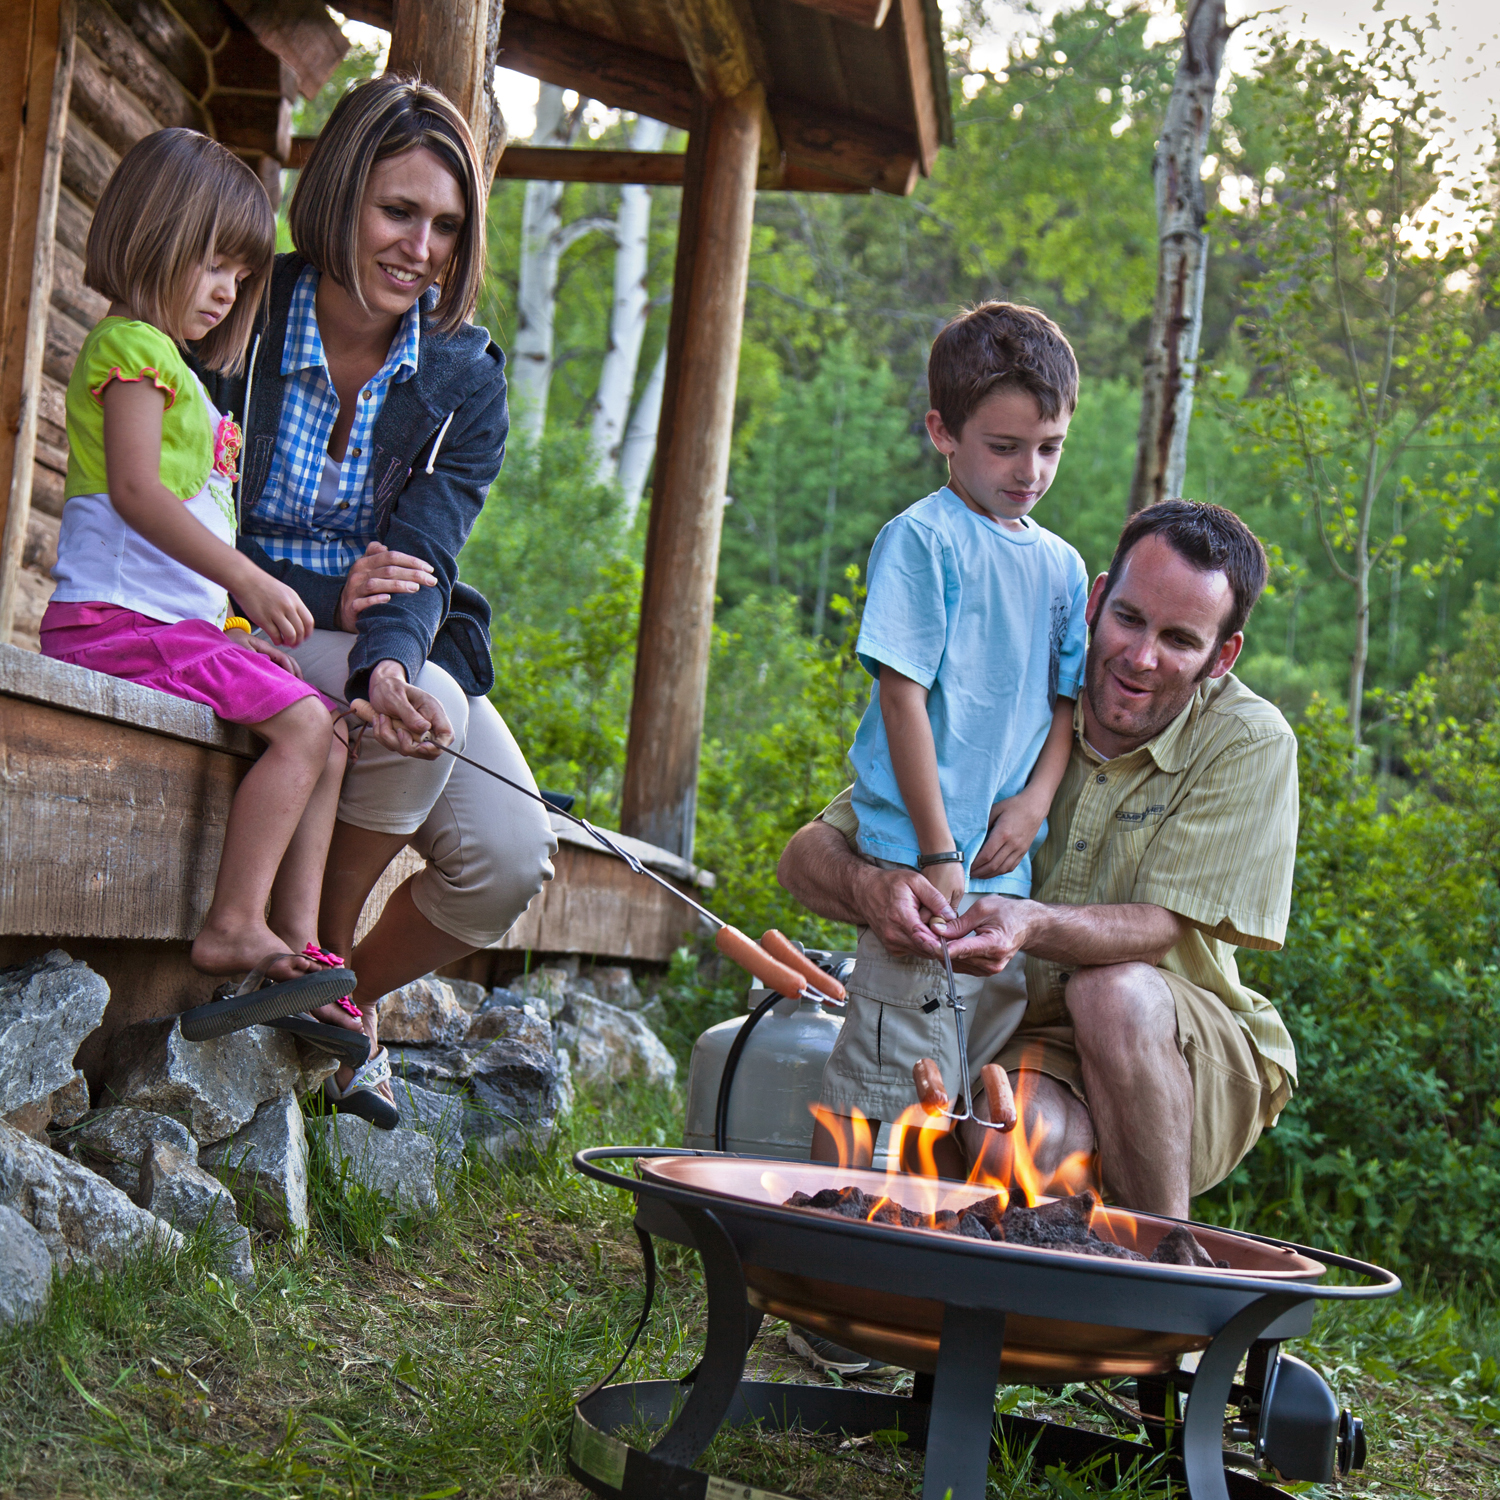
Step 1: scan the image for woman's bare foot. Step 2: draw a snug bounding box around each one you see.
[191,920,317,982]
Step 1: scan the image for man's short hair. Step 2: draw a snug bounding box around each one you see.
[927,301,1079,436]
[1101,500,1268,648]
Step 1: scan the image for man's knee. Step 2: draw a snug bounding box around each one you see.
[1064,963,1176,1049]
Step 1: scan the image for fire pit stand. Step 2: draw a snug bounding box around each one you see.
[568,1148,1400,1500]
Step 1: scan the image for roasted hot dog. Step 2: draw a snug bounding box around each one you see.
[913,1057,950,1116]
[981,1063,1017,1131]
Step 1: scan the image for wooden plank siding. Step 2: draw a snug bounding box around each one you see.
[3,0,320,652]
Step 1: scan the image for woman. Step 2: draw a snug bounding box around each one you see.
[196,76,556,1125]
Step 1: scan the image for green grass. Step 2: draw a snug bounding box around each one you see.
[2,1080,1496,1499]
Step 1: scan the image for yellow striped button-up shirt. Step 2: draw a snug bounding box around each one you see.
[819,672,1300,1120]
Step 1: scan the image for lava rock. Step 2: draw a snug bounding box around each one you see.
[388,1078,466,1174]
[0,952,110,1117]
[1000,1192,1098,1247]
[139,1140,253,1284]
[1149,1225,1220,1268]
[68,1106,198,1200]
[317,1115,439,1216]
[49,1071,91,1129]
[377,976,471,1047]
[552,994,676,1089]
[0,1204,52,1326]
[201,1092,308,1240]
[106,1020,303,1146]
[0,1120,182,1272]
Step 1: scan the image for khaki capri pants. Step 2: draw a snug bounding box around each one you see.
[280,629,557,949]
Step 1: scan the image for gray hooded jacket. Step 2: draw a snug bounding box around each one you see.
[193,253,507,703]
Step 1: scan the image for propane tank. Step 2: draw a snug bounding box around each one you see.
[683,951,855,1160]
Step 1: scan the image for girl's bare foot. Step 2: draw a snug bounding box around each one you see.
[191,920,318,982]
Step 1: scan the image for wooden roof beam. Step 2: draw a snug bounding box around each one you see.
[220,0,349,102]
[660,0,780,182]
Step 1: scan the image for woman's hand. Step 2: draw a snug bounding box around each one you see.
[227,631,304,677]
[337,541,438,632]
[350,660,452,758]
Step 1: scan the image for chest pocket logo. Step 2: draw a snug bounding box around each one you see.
[1115,803,1168,827]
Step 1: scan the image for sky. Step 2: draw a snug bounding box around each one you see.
[342,0,1498,157]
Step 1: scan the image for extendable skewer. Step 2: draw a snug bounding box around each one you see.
[910,938,1016,1132]
[333,703,847,1006]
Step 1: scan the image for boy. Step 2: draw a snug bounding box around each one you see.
[817,301,1089,1148]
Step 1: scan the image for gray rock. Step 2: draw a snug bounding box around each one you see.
[291,1038,341,1098]
[68,1106,198,1200]
[512,966,573,1018]
[466,992,542,1042]
[553,994,676,1090]
[50,1071,91,1128]
[0,1204,52,1326]
[588,966,644,1010]
[446,979,488,1014]
[106,1020,303,1146]
[388,1078,465,1173]
[377,976,470,1047]
[0,1121,182,1272]
[0,952,110,1117]
[201,1093,308,1240]
[464,1010,563,1159]
[554,1045,575,1120]
[139,1141,253,1285]
[318,1116,439,1215]
[385,1044,474,1093]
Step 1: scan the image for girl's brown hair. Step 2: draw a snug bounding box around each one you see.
[84,129,274,373]
[288,75,486,336]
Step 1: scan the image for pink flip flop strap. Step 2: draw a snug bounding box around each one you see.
[301,943,360,1018]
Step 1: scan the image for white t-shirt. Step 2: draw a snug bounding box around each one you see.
[51,375,236,626]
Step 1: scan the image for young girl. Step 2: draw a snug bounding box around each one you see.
[41,129,364,1045]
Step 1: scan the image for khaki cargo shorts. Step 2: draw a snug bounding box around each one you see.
[996,968,1269,1197]
[819,894,1029,1122]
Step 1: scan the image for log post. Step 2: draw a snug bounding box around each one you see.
[386,0,505,177]
[620,90,762,858]
[1127,0,1232,516]
[0,0,74,644]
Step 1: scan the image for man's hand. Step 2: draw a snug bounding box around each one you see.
[337,541,438,632]
[932,895,1033,974]
[227,631,304,677]
[971,789,1047,879]
[350,661,452,758]
[854,863,958,960]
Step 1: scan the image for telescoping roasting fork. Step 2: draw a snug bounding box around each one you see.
[334,702,847,1010]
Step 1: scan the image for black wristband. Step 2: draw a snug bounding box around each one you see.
[916,849,965,869]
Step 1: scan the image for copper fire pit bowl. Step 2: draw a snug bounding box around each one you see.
[641,1155,1326,1383]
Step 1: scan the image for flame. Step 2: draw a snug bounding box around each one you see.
[965,1056,1100,1206]
[808,1103,874,1169]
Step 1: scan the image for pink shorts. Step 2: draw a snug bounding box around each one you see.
[40,602,338,726]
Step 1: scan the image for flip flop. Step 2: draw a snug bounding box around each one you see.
[179,955,356,1042]
[324,1048,400,1130]
[265,1011,372,1070]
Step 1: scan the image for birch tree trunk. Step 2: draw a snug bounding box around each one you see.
[1127,0,1232,515]
[590,115,670,481]
[511,84,587,443]
[618,346,667,528]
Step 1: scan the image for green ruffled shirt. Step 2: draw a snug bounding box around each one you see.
[64,319,216,503]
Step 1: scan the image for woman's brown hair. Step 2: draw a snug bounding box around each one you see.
[84,129,274,373]
[288,75,486,335]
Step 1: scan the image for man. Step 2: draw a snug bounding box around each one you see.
[779,500,1299,1220]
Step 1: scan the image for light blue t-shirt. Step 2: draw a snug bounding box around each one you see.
[848,487,1089,895]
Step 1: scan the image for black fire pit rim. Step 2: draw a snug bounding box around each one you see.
[573,1146,1403,1303]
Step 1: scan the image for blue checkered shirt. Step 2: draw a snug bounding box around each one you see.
[245,263,421,576]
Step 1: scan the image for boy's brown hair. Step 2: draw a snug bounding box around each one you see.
[928,301,1079,436]
[85,129,274,374]
[289,75,486,336]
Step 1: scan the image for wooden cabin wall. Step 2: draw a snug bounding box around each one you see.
[11,0,299,652]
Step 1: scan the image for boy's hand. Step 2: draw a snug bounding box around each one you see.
[924,859,967,914]
[236,570,315,647]
[971,791,1046,879]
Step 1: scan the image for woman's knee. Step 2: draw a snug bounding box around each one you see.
[413,812,555,948]
[411,661,470,746]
